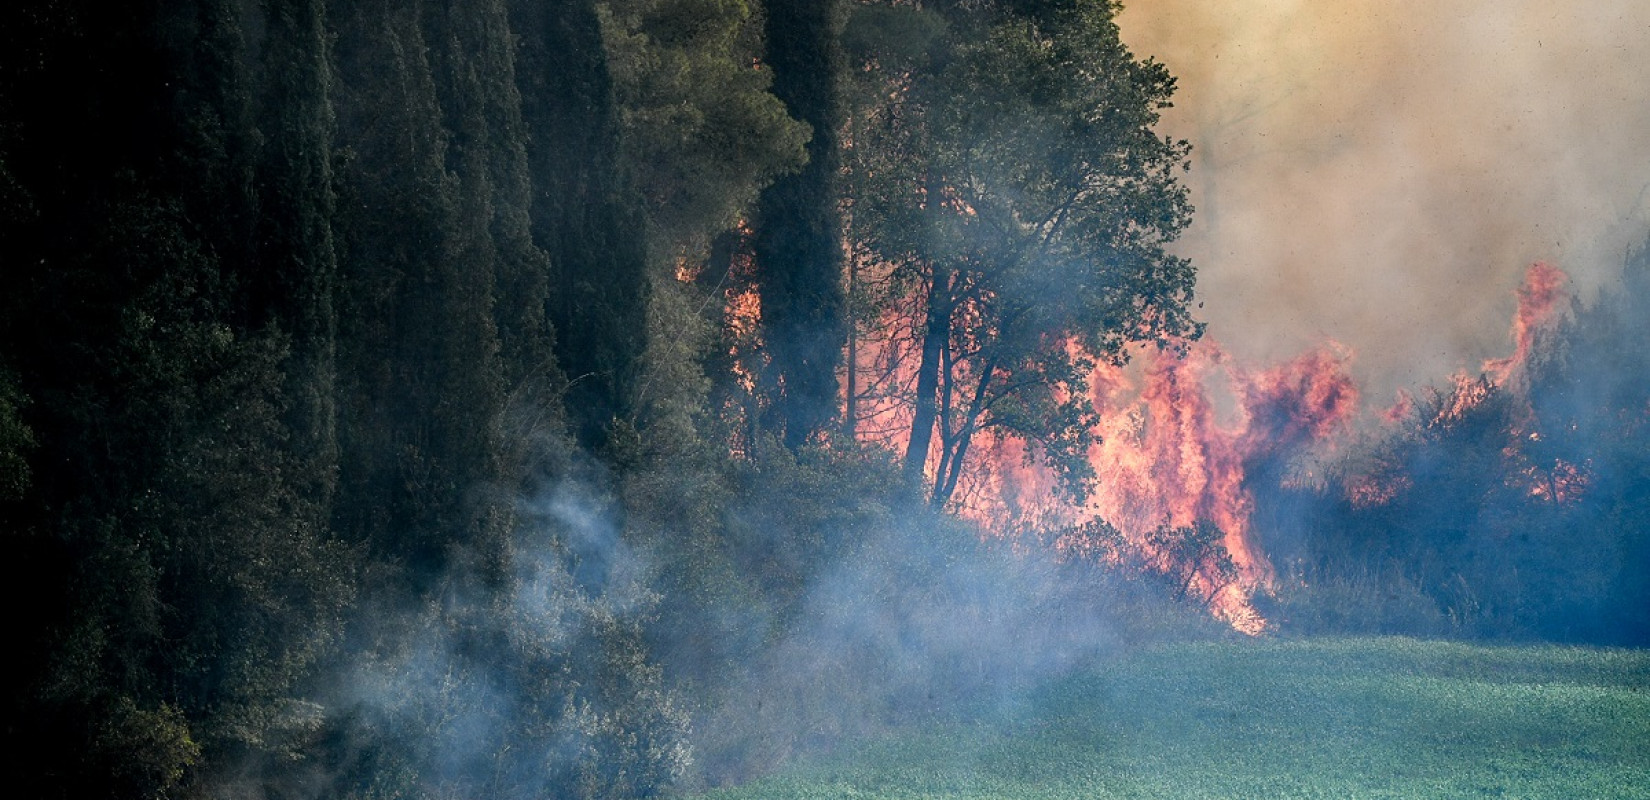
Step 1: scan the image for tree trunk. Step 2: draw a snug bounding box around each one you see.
[932,356,997,507]
[903,264,951,490]
[845,246,858,441]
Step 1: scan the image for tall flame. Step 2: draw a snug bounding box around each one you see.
[1482,260,1568,387]
[1074,343,1357,632]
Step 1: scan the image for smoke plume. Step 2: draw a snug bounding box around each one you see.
[1118,0,1650,402]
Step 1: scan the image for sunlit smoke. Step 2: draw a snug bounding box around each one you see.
[1117,0,1650,402]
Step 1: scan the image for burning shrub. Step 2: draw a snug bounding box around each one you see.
[1256,254,1650,645]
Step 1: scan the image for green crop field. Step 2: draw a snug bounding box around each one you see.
[695,637,1650,799]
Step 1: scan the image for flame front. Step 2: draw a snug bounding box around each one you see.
[959,342,1358,634]
[836,260,1576,634]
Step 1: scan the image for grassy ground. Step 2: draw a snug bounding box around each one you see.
[694,637,1650,799]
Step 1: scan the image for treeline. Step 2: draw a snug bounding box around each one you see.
[0,0,799,796]
[0,0,1207,797]
[1255,248,1650,646]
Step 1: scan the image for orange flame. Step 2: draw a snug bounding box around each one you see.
[1081,342,1357,631]
[708,223,770,458]
[837,259,1576,633]
[1350,262,1585,509]
[942,341,1358,634]
[1482,261,1568,386]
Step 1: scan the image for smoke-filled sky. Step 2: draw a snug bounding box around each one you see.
[1117,0,1650,404]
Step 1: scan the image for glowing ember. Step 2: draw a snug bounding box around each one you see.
[1522,457,1589,504]
[1345,472,1411,509]
[726,288,763,395]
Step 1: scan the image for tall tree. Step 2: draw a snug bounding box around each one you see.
[511,0,650,453]
[595,0,807,460]
[331,0,506,582]
[752,0,848,448]
[847,0,1201,506]
[426,0,557,393]
[247,0,346,595]
[0,3,353,794]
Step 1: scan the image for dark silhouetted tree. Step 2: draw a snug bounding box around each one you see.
[511,0,650,454]
[752,0,848,448]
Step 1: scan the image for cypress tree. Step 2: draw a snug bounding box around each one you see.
[249,0,342,514]
[0,3,353,793]
[331,0,505,584]
[510,0,650,454]
[427,0,557,395]
[752,0,847,448]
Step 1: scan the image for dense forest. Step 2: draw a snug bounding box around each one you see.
[1,0,1646,798]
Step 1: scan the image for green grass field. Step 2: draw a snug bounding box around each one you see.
[695,637,1650,799]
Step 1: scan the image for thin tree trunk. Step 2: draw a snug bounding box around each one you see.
[903,264,950,489]
[931,324,957,499]
[845,245,858,440]
[933,355,997,507]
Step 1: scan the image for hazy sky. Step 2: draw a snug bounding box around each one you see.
[1116,0,1650,403]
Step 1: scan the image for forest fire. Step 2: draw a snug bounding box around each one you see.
[848,261,1579,634]
[1428,261,1569,425]
[974,342,1357,633]
[1481,261,1568,388]
[12,0,1650,795]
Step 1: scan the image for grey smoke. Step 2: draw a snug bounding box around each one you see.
[1118,0,1650,403]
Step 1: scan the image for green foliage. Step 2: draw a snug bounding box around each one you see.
[1142,520,1239,605]
[2,1,687,796]
[91,697,202,800]
[846,0,1200,504]
[81,195,353,754]
[424,0,558,391]
[626,433,904,693]
[599,0,814,454]
[331,0,511,581]
[630,262,722,465]
[0,166,353,794]
[1058,517,1244,616]
[841,2,947,68]
[322,529,691,800]
[600,0,809,247]
[1259,565,1455,639]
[511,0,653,451]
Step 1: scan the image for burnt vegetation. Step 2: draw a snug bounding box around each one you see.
[0,1,1644,798]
